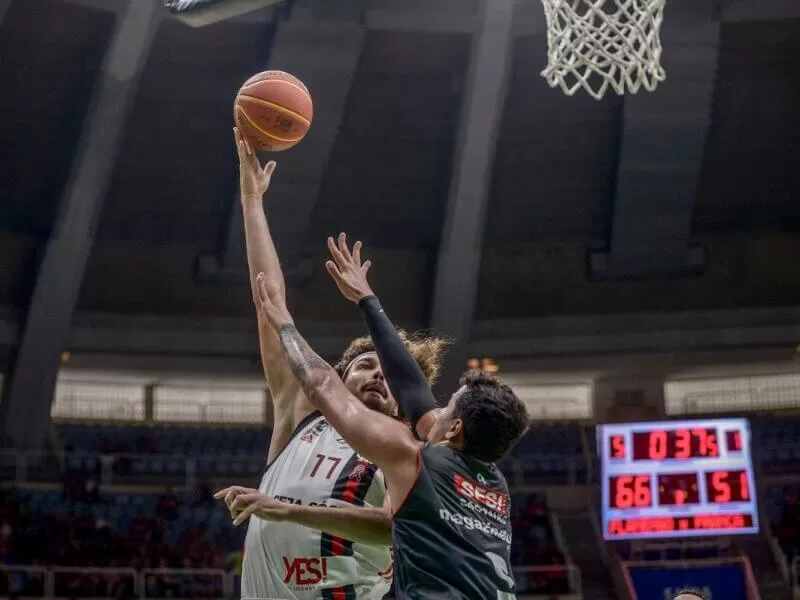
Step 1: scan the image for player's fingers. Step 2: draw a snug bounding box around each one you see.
[234,126,249,158]
[325,260,343,282]
[224,487,245,506]
[264,161,276,177]
[338,233,353,262]
[352,241,363,266]
[361,260,372,276]
[230,493,250,512]
[213,487,232,500]
[241,133,254,156]
[233,502,259,526]
[255,273,269,304]
[231,492,260,513]
[327,237,347,269]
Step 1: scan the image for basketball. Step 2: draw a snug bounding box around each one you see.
[233,71,313,152]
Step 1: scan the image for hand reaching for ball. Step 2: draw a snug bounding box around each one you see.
[234,127,276,203]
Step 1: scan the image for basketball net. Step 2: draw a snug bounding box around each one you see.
[540,0,667,100]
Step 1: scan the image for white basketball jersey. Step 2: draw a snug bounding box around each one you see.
[241,411,392,600]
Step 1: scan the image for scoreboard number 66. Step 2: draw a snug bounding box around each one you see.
[611,475,652,508]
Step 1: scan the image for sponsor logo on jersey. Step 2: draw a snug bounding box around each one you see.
[301,420,328,443]
[348,457,371,481]
[477,473,487,484]
[439,507,512,544]
[282,556,328,587]
[453,474,509,515]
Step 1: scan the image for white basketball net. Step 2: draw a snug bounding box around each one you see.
[540,0,667,100]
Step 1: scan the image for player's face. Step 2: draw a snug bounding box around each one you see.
[426,387,464,445]
[343,352,398,417]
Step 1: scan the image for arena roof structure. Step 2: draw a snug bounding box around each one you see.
[0,0,799,447]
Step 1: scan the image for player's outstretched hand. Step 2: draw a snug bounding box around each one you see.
[255,272,294,331]
[213,485,258,519]
[228,490,292,526]
[234,127,276,202]
[325,233,374,303]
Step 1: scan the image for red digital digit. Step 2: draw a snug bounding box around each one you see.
[691,428,707,456]
[726,430,743,452]
[611,475,651,508]
[611,435,626,458]
[649,430,667,460]
[710,471,731,503]
[634,475,652,507]
[707,431,719,457]
[613,476,634,508]
[675,429,691,459]
[739,472,750,501]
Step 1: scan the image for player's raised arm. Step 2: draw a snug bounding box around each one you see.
[254,273,420,496]
[325,233,441,439]
[234,128,315,461]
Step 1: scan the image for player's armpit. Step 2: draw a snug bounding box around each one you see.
[283,504,392,547]
[256,316,316,463]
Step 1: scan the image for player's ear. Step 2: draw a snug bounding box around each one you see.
[444,418,463,442]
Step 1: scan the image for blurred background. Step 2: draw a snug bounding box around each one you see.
[0,0,799,598]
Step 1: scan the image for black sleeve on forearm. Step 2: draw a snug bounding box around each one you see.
[358,295,438,426]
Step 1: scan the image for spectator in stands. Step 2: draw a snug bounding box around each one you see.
[156,487,179,521]
[773,486,800,562]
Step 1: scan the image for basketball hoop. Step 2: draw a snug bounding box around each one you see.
[540,0,667,100]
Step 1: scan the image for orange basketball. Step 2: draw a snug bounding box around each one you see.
[233,71,313,152]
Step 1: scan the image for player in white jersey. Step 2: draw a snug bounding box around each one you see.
[215,129,444,599]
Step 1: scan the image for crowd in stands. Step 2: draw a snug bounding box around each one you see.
[5,414,797,598]
[768,483,800,567]
[1,423,580,598]
[0,482,241,599]
[511,493,571,595]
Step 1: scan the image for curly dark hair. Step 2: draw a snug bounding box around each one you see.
[332,330,447,384]
[454,370,529,463]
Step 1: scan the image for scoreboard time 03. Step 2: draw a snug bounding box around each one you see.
[598,418,759,541]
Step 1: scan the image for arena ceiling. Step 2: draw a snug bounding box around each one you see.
[0,0,799,350]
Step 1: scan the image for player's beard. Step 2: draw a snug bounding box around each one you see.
[358,386,395,417]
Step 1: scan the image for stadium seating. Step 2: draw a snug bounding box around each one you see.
[765,482,800,566]
[510,492,572,595]
[57,423,271,479]
[57,422,590,484]
[58,423,270,456]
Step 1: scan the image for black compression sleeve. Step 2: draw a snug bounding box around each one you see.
[358,295,438,427]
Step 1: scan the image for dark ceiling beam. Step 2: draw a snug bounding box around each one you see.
[429,0,518,392]
[0,0,10,25]
[0,0,161,450]
[589,0,719,280]
[364,8,475,34]
[1,305,797,364]
[723,0,800,21]
[197,0,366,286]
[511,0,800,37]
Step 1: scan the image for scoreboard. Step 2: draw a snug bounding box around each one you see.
[598,418,759,540]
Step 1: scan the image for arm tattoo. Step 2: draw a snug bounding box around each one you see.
[278,324,333,389]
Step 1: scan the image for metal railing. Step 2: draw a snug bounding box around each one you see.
[0,448,592,488]
[0,564,579,599]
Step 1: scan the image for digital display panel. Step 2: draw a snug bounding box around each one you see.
[598,418,758,540]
